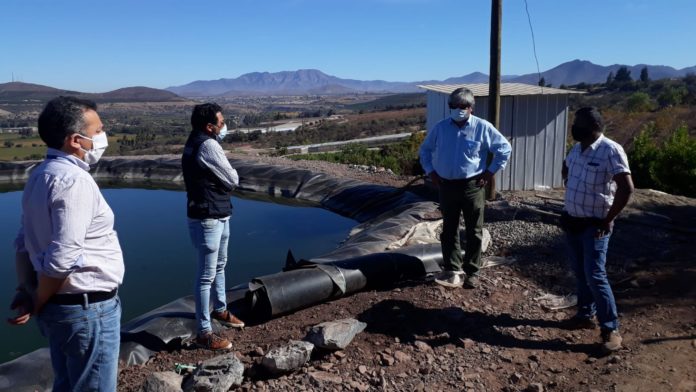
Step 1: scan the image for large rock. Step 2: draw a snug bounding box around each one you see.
[261,340,314,375]
[305,318,367,350]
[182,354,244,392]
[140,372,183,392]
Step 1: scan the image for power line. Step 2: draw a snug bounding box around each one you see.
[523,0,543,92]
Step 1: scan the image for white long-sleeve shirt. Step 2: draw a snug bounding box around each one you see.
[15,148,124,294]
[197,139,239,191]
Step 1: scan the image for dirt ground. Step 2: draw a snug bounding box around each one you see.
[118,155,696,392]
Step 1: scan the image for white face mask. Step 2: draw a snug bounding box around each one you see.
[451,108,470,122]
[216,124,228,142]
[77,132,108,164]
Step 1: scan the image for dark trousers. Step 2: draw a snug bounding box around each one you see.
[439,179,485,275]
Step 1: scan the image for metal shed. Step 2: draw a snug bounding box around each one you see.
[418,83,583,191]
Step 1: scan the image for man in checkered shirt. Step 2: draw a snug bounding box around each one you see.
[561,106,634,353]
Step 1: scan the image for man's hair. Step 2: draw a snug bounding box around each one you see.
[448,87,475,109]
[191,103,222,132]
[574,106,604,131]
[38,96,97,149]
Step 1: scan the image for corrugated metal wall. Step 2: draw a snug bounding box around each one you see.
[425,91,569,191]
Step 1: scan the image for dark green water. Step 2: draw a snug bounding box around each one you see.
[0,188,355,364]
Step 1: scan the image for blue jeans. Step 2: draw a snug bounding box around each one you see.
[37,296,121,392]
[188,218,230,334]
[565,227,619,331]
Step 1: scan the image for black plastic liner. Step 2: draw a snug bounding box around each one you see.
[0,157,450,388]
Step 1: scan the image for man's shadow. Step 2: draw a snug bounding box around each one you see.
[357,299,601,355]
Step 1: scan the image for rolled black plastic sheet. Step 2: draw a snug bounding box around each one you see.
[247,243,446,318]
[0,157,446,387]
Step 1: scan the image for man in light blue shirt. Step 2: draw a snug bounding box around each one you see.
[9,96,124,391]
[419,87,511,288]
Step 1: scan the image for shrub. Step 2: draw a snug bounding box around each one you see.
[625,92,653,113]
[628,123,696,197]
[628,124,660,189]
[288,132,426,175]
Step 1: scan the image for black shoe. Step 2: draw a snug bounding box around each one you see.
[463,275,479,289]
[561,315,597,330]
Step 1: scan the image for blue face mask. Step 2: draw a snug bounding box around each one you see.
[216,124,228,142]
[450,108,470,122]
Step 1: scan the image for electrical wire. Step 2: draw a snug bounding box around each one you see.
[523,0,543,93]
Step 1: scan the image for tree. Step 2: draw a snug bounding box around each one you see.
[640,67,650,83]
[614,66,632,83]
[605,71,614,86]
[538,77,546,87]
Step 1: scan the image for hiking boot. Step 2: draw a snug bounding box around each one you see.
[195,331,232,351]
[211,310,245,328]
[601,329,623,353]
[434,271,464,288]
[561,315,597,330]
[463,274,479,289]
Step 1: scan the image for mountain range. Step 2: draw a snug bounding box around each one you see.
[2,60,695,102]
[166,60,696,97]
[0,82,185,103]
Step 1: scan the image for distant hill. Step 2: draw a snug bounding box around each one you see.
[166,69,420,97]
[0,82,185,104]
[93,86,184,102]
[0,82,82,102]
[509,59,696,86]
[167,60,696,97]
[345,93,426,111]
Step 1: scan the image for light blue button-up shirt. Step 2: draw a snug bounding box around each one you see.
[419,115,511,180]
[15,148,124,293]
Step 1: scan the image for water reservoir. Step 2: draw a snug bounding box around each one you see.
[0,187,356,364]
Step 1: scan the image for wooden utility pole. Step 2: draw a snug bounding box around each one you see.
[486,0,502,200]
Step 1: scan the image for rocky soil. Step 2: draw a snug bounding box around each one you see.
[118,154,696,392]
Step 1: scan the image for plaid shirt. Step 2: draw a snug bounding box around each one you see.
[564,135,630,219]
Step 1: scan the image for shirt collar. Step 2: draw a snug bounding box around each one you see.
[588,134,604,150]
[46,147,91,171]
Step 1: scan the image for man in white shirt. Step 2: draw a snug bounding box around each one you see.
[9,96,124,391]
[561,106,634,353]
[182,103,243,351]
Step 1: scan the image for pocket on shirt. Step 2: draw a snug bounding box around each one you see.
[582,165,608,187]
[462,140,481,160]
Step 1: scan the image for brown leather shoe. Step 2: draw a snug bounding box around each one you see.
[195,331,232,350]
[211,310,245,328]
[601,329,623,353]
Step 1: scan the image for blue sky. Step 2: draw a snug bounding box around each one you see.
[2,0,694,92]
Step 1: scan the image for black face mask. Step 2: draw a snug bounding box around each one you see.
[571,125,593,142]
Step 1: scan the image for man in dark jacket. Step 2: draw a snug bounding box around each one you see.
[182,103,243,350]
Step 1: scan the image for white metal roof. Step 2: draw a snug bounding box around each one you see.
[417,82,583,96]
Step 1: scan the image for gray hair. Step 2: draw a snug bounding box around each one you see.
[448,87,475,109]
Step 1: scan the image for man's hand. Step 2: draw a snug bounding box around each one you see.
[7,289,34,325]
[596,218,614,238]
[476,171,494,188]
[429,171,441,188]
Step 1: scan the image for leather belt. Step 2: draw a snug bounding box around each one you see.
[440,177,476,184]
[49,289,117,305]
